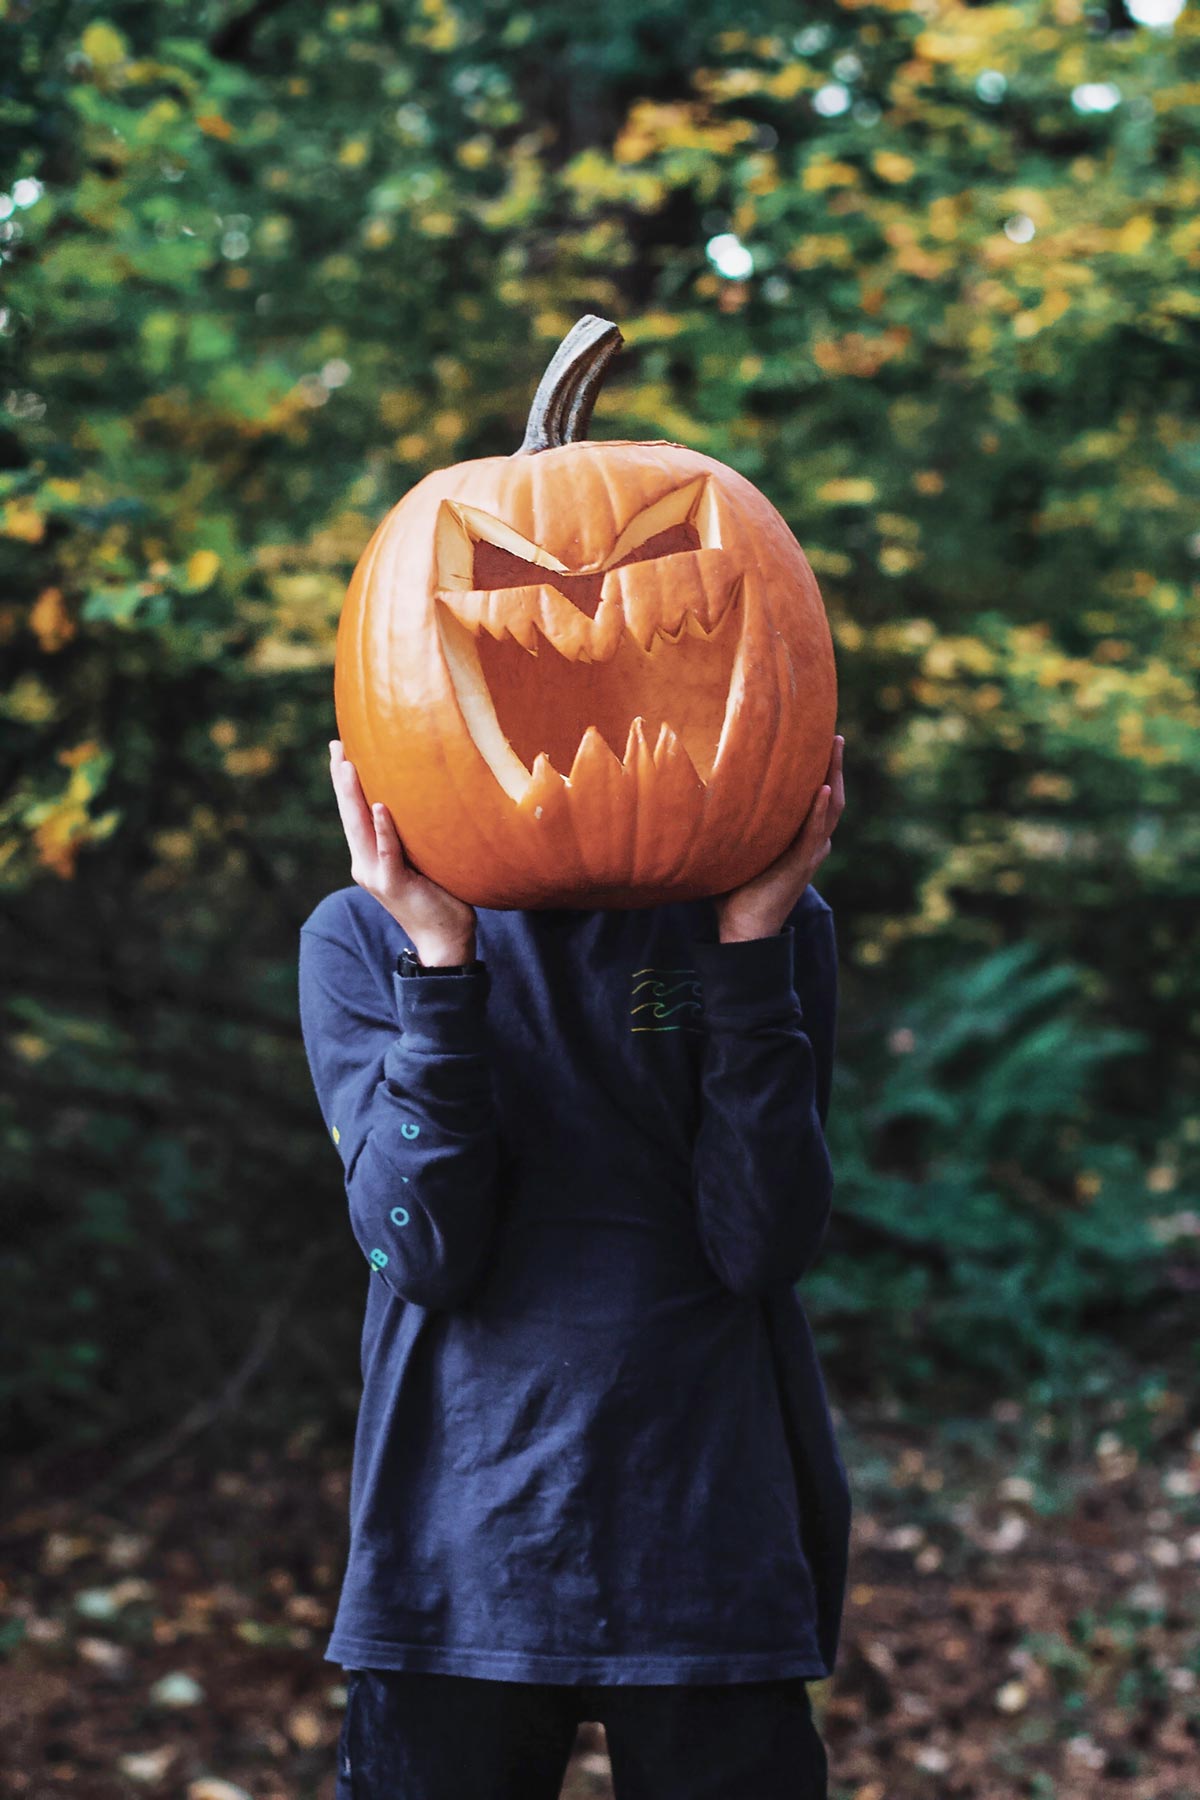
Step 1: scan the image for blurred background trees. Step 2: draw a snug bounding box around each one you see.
[2,0,1197,1476]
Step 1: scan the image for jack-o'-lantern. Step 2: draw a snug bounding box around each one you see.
[334,315,837,908]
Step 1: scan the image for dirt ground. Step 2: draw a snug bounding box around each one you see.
[2,1419,1197,1799]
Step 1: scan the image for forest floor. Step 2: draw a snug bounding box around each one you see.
[2,1413,1197,1800]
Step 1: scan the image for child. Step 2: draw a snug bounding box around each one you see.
[298,734,849,1800]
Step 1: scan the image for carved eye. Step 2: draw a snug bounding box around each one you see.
[473,522,702,620]
[433,475,718,597]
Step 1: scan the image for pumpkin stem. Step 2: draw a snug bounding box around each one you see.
[517,314,624,455]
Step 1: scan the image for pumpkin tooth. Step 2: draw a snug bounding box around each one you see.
[599,564,657,652]
[622,716,654,775]
[568,723,625,788]
[622,588,663,654]
[492,586,624,664]
[437,588,504,641]
[640,606,709,650]
[649,723,705,795]
[581,593,624,664]
[479,595,514,641]
[519,750,567,811]
[534,586,594,662]
[648,614,689,649]
[504,611,541,654]
[702,567,741,636]
[653,721,678,764]
[602,558,736,651]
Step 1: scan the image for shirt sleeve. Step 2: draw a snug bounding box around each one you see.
[687,900,838,1300]
[297,923,503,1311]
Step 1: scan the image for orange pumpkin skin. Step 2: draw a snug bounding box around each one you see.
[335,434,836,909]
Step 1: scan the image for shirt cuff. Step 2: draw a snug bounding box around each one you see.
[391,962,491,1053]
[690,928,800,1027]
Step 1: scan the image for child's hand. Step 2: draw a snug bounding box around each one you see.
[329,741,477,966]
[713,735,845,944]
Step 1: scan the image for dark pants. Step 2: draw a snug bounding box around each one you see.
[336,1667,829,1800]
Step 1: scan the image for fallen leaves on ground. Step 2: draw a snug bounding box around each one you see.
[2,1425,1198,1799]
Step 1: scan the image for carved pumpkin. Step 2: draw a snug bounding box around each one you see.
[334,315,837,908]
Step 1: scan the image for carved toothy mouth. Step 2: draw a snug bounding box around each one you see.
[432,478,744,801]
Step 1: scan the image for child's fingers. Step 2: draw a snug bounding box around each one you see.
[330,751,376,865]
[830,737,846,821]
[802,784,832,848]
[777,786,829,873]
[371,801,409,874]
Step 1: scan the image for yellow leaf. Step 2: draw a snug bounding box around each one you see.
[27,762,120,878]
[873,151,915,184]
[224,745,277,777]
[4,674,56,723]
[816,479,877,505]
[813,330,910,377]
[30,588,76,654]
[185,550,221,591]
[764,64,814,100]
[81,21,128,69]
[807,548,854,578]
[58,739,103,769]
[1160,287,1200,318]
[3,500,45,544]
[415,210,456,237]
[620,312,686,345]
[803,159,859,191]
[1117,214,1154,255]
[786,234,853,270]
[613,99,754,163]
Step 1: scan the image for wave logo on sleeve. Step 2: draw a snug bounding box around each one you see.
[630,967,704,1033]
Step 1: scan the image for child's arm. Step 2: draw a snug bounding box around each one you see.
[298,923,502,1310]
[688,902,837,1299]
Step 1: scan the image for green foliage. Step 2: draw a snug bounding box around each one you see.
[1,0,1197,1451]
[814,938,1165,1394]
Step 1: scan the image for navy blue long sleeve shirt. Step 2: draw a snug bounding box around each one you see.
[297,883,851,1684]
